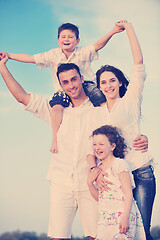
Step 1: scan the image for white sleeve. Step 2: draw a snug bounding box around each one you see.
[124,64,146,107]
[113,159,135,189]
[33,49,57,69]
[87,136,94,155]
[79,44,98,62]
[86,107,103,156]
[24,93,51,125]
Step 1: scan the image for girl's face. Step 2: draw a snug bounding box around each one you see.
[99,71,122,100]
[57,29,80,53]
[93,134,116,161]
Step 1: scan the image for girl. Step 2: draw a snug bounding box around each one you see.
[94,20,156,240]
[87,125,146,240]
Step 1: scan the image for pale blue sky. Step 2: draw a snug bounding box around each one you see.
[0,0,160,237]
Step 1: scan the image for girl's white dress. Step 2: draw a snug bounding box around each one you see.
[96,158,146,240]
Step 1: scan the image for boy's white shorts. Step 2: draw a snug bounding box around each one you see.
[48,183,98,239]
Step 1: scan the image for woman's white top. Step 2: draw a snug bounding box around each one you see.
[97,64,153,171]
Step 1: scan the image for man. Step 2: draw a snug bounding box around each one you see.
[0,55,148,240]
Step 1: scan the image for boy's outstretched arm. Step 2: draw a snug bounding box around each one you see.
[0,55,30,106]
[94,22,125,52]
[0,52,35,63]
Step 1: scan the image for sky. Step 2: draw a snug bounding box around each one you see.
[0,0,160,238]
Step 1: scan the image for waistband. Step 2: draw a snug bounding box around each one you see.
[132,164,153,174]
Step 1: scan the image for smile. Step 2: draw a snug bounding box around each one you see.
[106,89,114,93]
[96,151,103,156]
[69,88,77,94]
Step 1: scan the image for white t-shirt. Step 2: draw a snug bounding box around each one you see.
[34,45,98,91]
[24,94,99,191]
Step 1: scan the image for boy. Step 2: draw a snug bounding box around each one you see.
[0,22,124,153]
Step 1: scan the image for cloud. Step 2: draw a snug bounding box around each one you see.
[0,106,17,114]
[0,91,11,98]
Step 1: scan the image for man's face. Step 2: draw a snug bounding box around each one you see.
[59,69,84,100]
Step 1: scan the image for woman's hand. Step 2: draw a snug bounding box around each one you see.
[115,20,128,30]
[133,135,148,152]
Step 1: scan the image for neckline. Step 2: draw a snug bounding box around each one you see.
[104,98,121,113]
[98,157,116,171]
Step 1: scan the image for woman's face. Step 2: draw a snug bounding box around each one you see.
[99,71,122,100]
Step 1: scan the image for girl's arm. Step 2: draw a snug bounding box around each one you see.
[118,171,133,234]
[87,168,101,201]
[94,24,125,52]
[0,52,35,63]
[115,20,143,64]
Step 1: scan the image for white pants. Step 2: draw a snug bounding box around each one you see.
[48,183,98,239]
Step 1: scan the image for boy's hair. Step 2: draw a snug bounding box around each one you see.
[96,65,129,98]
[58,23,79,39]
[57,63,81,83]
[92,125,127,159]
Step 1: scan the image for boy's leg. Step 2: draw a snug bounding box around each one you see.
[82,81,106,107]
[49,91,71,153]
[50,105,63,153]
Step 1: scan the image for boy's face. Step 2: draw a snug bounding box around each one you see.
[57,30,80,53]
[58,69,84,100]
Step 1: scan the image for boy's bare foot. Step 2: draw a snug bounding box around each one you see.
[50,140,58,153]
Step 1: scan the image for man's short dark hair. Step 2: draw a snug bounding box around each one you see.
[57,63,81,83]
[58,23,79,39]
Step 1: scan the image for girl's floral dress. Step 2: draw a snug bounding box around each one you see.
[96,158,146,240]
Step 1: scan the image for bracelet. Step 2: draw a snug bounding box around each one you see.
[90,166,97,170]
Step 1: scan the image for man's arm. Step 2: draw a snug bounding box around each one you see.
[0,52,35,63]
[94,22,125,52]
[0,55,30,106]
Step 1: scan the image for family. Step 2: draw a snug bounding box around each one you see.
[0,20,156,240]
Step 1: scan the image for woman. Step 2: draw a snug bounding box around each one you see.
[95,20,156,240]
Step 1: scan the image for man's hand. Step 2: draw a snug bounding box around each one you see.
[96,170,113,192]
[133,135,148,153]
[87,167,101,186]
[0,52,9,65]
